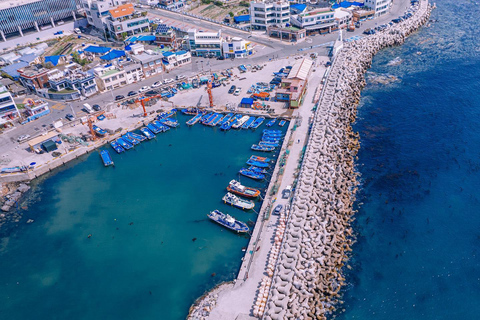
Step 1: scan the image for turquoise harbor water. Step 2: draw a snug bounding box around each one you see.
[338,0,480,319]
[0,116,287,320]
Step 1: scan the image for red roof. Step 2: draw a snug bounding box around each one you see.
[109,3,134,18]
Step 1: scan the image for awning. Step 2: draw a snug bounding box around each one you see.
[241,98,254,105]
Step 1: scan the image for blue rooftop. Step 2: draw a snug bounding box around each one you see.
[234,15,250,23]
[332,1,364,8]
[175,50,187,55]
[290,3,307,12]
[100,50,126,61]
[137,35,156,42]
[1,61,29,79]
[84,46,111,54]
[44,55,64,66]
[241,98,254,105]
[163,51,174,57]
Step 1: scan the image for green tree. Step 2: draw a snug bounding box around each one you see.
[121,32,128,40]
[229,11,234,17]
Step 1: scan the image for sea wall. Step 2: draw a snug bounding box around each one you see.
[263,1,433,319]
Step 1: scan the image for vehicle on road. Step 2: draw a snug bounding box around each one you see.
[282,185,292,199]
[92,104,101,111]
[233,88,242,96]
[152,81,162,88]
[164,78,174,84]
[65,113,75,121]
[74,28,81,34]
[228,85,236,94]
[216,56,225,60]
[176,75,186,81]
[54,31,63,35]
[145,90,158,97]
[115,95,125,101]
[273,204,283,215]
[139,86,150,93]
[127,90,138,96]
[83,103,94,114]
[17,134,30,143]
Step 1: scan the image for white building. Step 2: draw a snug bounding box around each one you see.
[131,53,164,78]
[93,65,127,91]
[0,86,19,122]
[222,37,253,59]
[106,3,150,40]
[120,61,144,84]
[161,51,192,71]
[364,0,392,17]
[81,0,127,31]
[250,0,290,30]
[185,29,223,58]
[291,8,352,33]
[138,0,158,5]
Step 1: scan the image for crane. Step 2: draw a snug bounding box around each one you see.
[87,116,96,140]
[207,76,214,108]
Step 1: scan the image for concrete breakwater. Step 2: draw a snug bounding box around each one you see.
[263,1,433,319]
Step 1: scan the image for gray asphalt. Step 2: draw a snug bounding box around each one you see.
[2,0,411,145]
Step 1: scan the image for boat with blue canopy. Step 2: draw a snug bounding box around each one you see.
[239,168,265,180]
[100,150,114,166]
[116,137,133,150]
[128,132,146,142]
[208,113,223,126]
[208,210,249,233]
[278,120,287,127]
[187,114,202,126]
[259,141,279,147]
[266,118,276,127]
[218,113,233,126]
[140,127,155,139]
[246,159,270,168]
[241,116,256,129]
[147,123,161,134]
[251,144,275,152]
[251,117,265,129]
[122,134,139,146]
[110,140,125,153]
[92,125,107,137]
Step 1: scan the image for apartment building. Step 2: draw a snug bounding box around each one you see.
[364,0,392,17]
[0,86,19,121]
[93,64,127,91]
[17,65,50,93]
[222,37,253,59]
[81,0,127,31]
[250,0,290,30]
[106,3,149,40]
[185,29,223,57]
[47,63,98,99]
[131,53,164,78]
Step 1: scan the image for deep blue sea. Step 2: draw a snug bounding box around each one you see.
[337,0,480,319]
[0,116,287,320]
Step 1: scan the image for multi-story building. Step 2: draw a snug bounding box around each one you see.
[185,29,223,58]
[155,24,177,49]
[93,64,127,91]
[275,58,312,108]
[81,0,127,31]
[138,0,158,5]
[120,61,143,84]
[290,8,336,34]
[131,53,164,78]
[364,0,392,17]
[161,51,191,71]
[24,98,50,122]
[47,63,98,100]
[106,3,149,40]
[250,0,290,30]
[17,65,50,93]
[0,0,80,40]
[158,0,185,10]
[222,37,253,59]
[0,86,19,121]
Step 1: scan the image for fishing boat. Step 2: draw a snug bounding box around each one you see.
[241,116,256,129]
[259,141,279,147]
[140,127,155,139]
[201,112,213,123]
[122,134,139,146]
[116,137,133,150]
[246,159,270,168]
[218,113,233,126]
[208,210,249,233]
[146,123,160,134]
[249,155,270,163]
[220,120,233,131]
[266,118,277,127]
[227,180,261,198]
[222,192,255,210]
[158,109,177,119]
[248,166,268,174]
[278,120,287,127]
[251,117,265,129]
[239,168,265,180]
[92,125,107,137]
[261,135,282,142]
[181,107,202,115]
[187,114,202,126]
[251,144,275,152]
[208,113,223,126]
[263,129,282,134]
[100,150,114,166]
[153,120,169,131]
[110,140,125,153]
[160,118,179,128]
[202,112,216,125]
[128,132,146,142]
[233,115,249,129]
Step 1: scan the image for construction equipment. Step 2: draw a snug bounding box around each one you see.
[207,78,213,108]
[87,117,96,140]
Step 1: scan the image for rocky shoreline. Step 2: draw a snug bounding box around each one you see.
[0,182,31,229]
[263,1,433,319]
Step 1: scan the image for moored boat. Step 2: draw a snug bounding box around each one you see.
[116,137,133,150]
[222,192,255,210]
[153,120,169,131]
[241,116,256,129]
[208,113,223,126]
[100,150,114,166]
[158,109,177,119]
[110,140,125,153]
[122,134,139,146]
[227,180,261,198]
[266,118,277,127]
[278,120,287,127]
[128,132,147,142]
[259,141,279,147]
[251,116,265,129]
[239,168,265,180]
[220,120,233,131]
[218,113,233,126]
[251,144,275,152]
[233,115,249,129]
[249,155,270,163]
[187,114,202,126]
[147,123,161,134]
[92,125,107,137]
[208,210,249,233]
[246,159,270,168]
[140,127,155,139]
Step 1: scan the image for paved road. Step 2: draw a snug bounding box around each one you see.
[1,0,411,146]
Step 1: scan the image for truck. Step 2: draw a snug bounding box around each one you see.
[83,103,94,114]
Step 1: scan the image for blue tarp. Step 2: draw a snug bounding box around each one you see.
[125,44,132,51]
[100,50,126,61]
[241,98,254,106]
[290,3,307,12]
[332,1,364,8]
[175,50,187,55]
[84,46,111,54]
[137,35,156,41]
[44,55,64,66]
[126,36,138,42]
[1,61,29,79]
[234,15,250,23]
[163,51,174,57]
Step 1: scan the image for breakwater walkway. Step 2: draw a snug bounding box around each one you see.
[263,1,433,319]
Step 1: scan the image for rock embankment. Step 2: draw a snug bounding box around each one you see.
[263,1,433,319]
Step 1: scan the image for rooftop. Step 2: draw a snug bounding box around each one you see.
[288,58,313,81]
[109,3,135,19]
[300,8,333,17]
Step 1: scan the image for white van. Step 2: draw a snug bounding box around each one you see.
[74,28,81,34]
[83,103,93,114]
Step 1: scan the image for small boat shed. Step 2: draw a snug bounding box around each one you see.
[27,131,58,152]
[240,98,254,108]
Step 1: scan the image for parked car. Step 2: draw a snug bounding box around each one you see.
[176,75,186,81]
[128,90,138,96]
[273,204,283,215]
[92,104,101,111]
[233,88,242,96]
[164,78,174,84]
[282,185,292,199]
[17,134,30,143]
[139,86,150,93]
[65,113,75,121]
[115,95,125,101]
[144,90,158,97]
[216,56,225,60]
[152,81,162,88]
[228,85,236,94]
